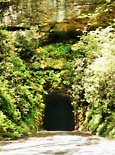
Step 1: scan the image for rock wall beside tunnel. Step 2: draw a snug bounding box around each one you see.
[1,0,114,33]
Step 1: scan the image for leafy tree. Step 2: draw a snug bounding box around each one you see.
[72,27,115,137]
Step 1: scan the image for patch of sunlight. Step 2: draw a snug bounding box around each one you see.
[90,56,115,73]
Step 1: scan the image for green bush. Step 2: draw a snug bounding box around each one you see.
[42,43,72,58]
[15,29,40,61]
[0,29,74,139]
[0,30,45,138]
[72,27,115,137]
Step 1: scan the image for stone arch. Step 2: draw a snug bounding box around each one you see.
[43,92,75,131]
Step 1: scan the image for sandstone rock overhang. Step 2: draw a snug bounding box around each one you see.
[1,0,114,33]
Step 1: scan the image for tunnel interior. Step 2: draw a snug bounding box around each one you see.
[47,30,82,44]
[43,93,75,131]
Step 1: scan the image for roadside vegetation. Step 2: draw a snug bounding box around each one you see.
[72,26,115,138]
[0,29,74,139]
[0,25,115,139]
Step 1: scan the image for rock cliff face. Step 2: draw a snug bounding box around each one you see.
[0,0,115,32]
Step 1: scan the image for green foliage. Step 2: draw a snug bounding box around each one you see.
[72,27,115,137]
[42,43,72,58]
[0,30,15,60]
[1,26,115,138]
[0,29,74,139]
[0,111,18,138]
[71,33,101,60]
[0,30,44,138]
[15,30,40,61]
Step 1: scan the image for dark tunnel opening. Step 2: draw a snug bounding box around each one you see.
[43,93,75,131]
[47,30,82,44]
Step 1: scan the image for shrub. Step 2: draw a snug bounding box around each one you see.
[72,27,115,137]
[42,43,72,58]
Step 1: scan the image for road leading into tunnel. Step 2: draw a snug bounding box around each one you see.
[0,131,115,155]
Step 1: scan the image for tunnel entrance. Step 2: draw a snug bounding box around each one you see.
[43,93,75,131]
